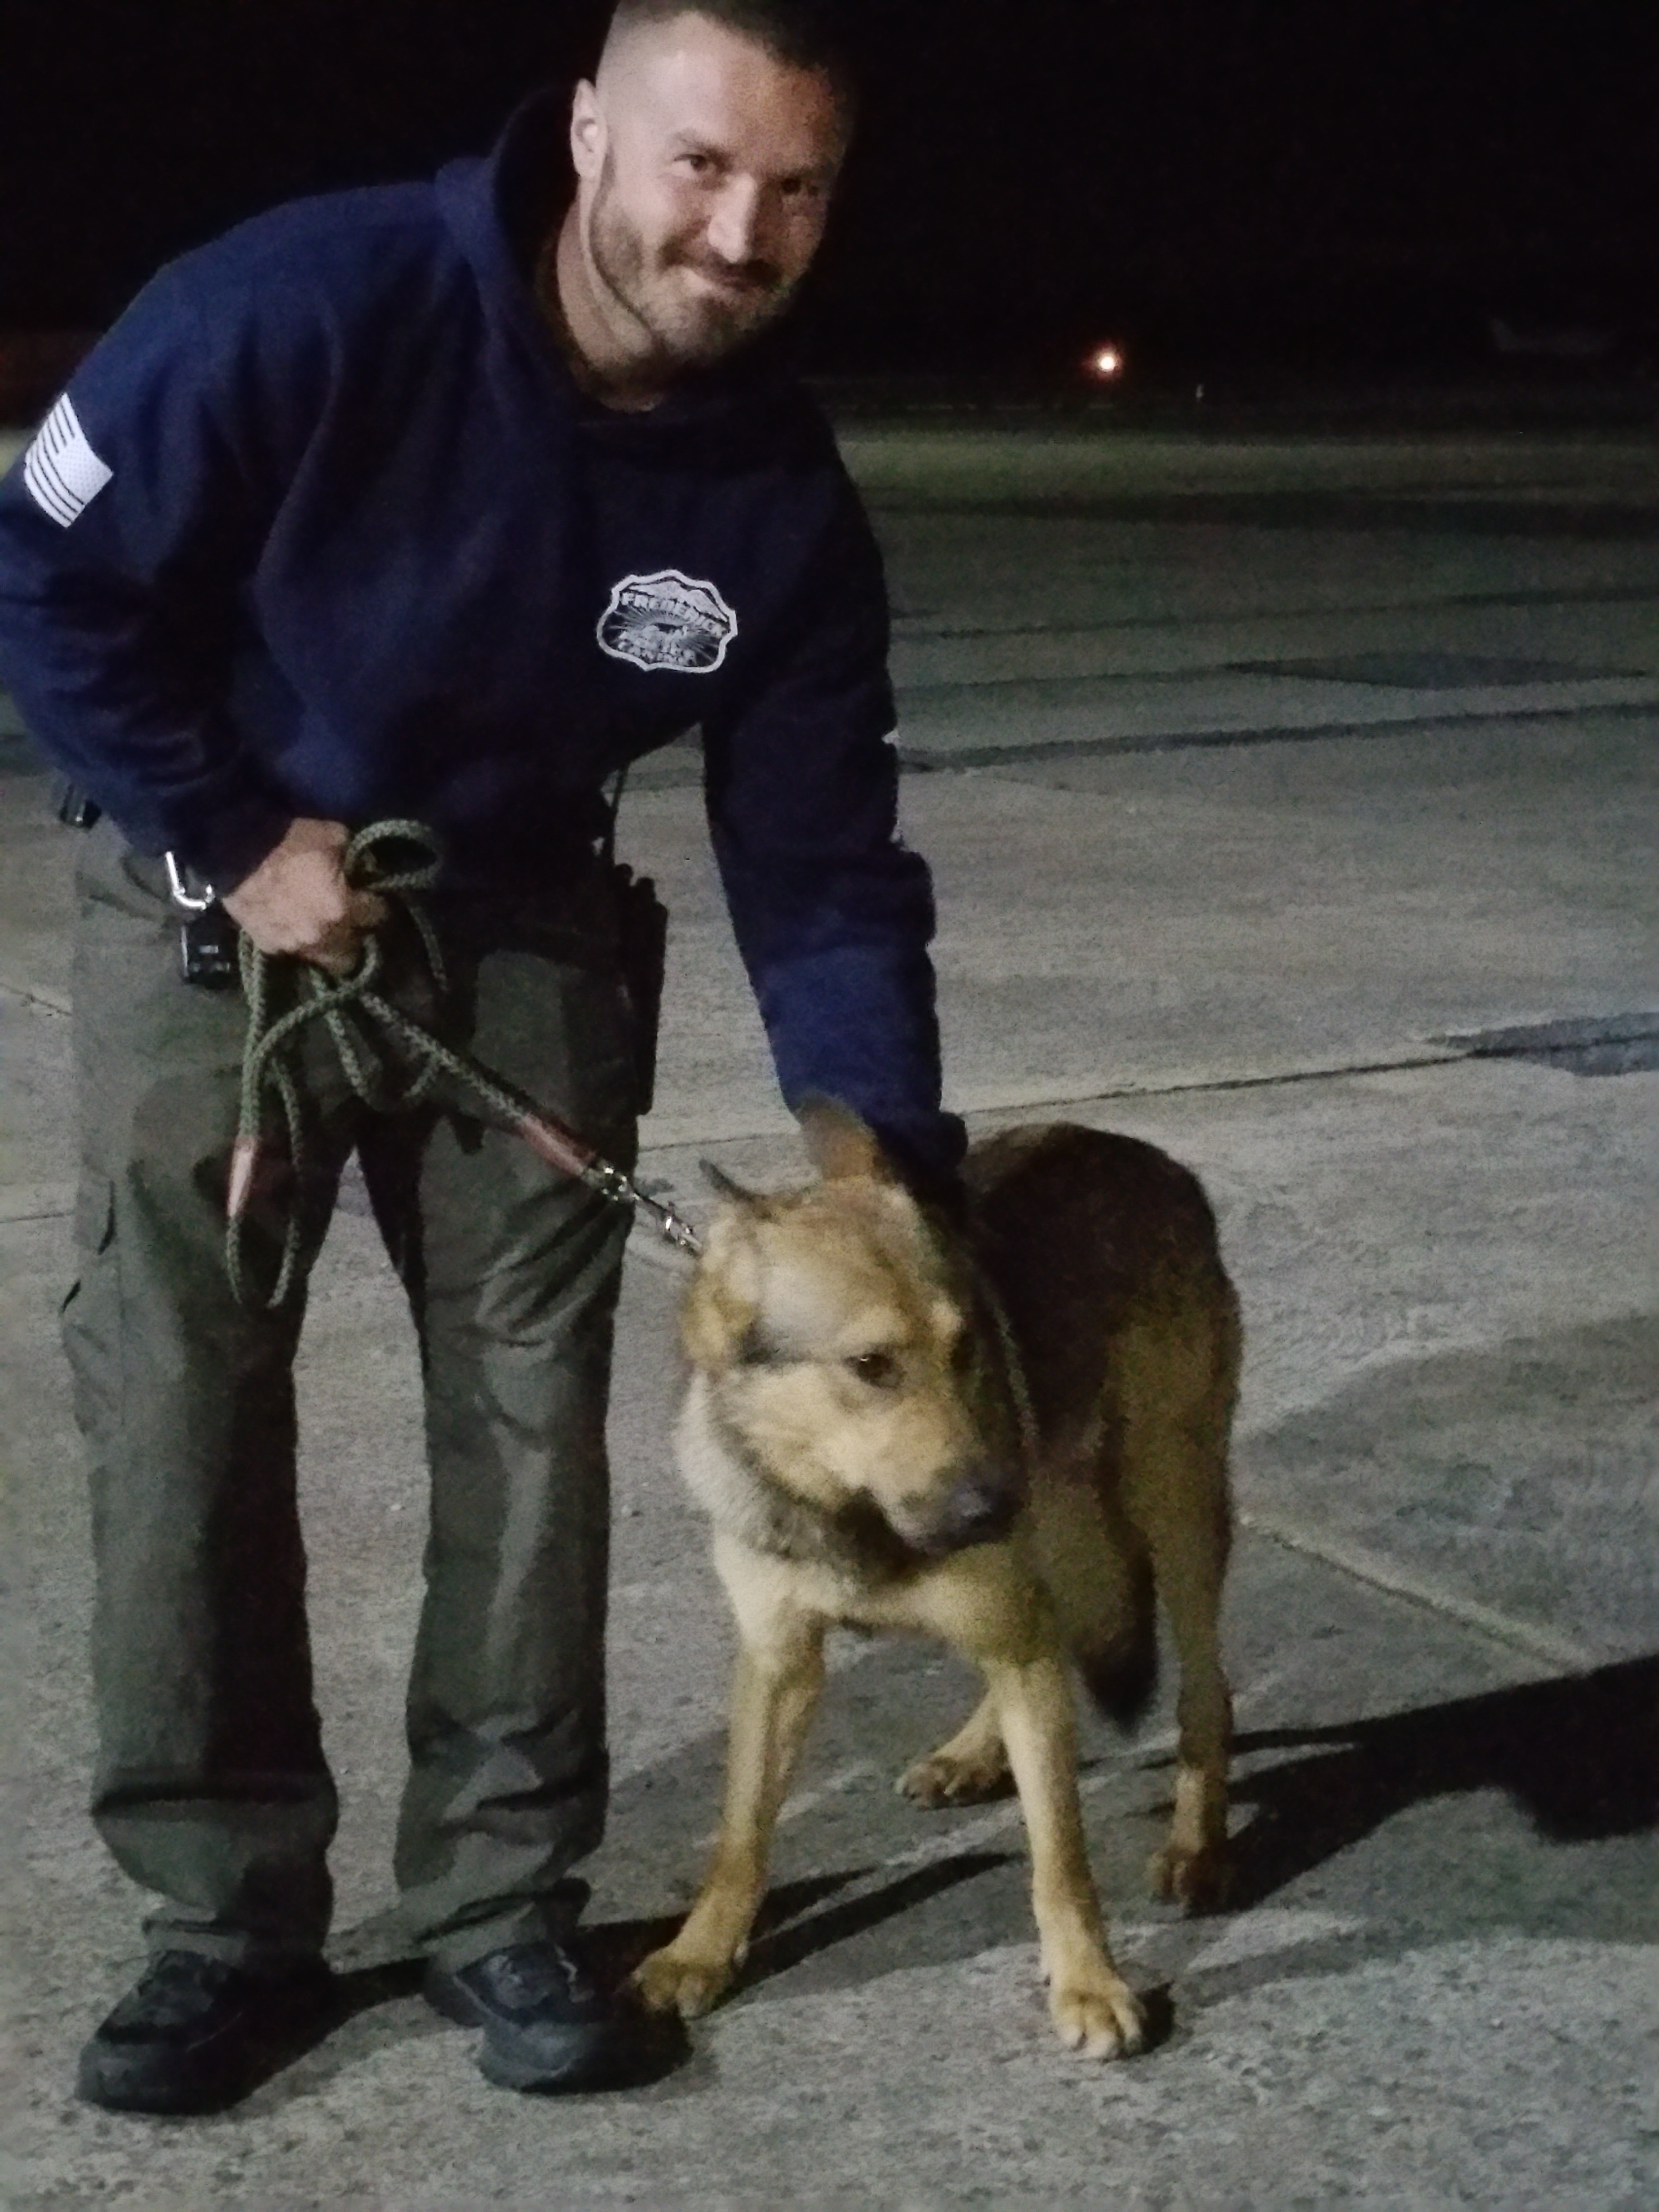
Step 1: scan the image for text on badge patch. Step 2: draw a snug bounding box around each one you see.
[596,569,738,675]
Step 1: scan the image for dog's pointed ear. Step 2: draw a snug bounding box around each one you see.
[680,1208,762,1370]
[701,1159,766,1210]
[797,1095,895,1185]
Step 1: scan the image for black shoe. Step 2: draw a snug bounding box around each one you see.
[425,1937,679,2092]
[77,1950,338,2115]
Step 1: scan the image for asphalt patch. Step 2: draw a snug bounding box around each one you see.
[1441,1013,1659,1077]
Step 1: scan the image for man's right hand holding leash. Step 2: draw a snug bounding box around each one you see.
[222,816,387,977]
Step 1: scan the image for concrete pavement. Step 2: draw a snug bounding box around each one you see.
[2,419,1656,2208]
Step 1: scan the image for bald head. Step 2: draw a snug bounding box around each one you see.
[552,6,848,408]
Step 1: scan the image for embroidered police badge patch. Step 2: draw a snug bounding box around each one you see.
[597,570,738,674]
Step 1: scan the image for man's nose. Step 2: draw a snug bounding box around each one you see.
[705,178,765,267]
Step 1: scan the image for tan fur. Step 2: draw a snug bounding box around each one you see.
[634,1107,1240,2059]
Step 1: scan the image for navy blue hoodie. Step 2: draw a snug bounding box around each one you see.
[0,96,963,1176]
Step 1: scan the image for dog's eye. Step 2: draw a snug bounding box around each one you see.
[847,1350,900,1389]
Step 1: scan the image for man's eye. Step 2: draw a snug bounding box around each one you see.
[847,1350,899,1389]
[679,152,716,177]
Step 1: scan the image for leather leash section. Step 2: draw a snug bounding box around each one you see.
[227,820,701,1311]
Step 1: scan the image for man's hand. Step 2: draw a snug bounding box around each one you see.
[221,818,386,976]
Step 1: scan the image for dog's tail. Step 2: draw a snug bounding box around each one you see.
[1074,1543,1159,1729]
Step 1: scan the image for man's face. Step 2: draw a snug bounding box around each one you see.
[570,13,846,374]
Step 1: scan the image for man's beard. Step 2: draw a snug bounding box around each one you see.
[587,160,797,371]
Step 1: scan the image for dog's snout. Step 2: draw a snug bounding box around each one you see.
[922,1470,1020,1553]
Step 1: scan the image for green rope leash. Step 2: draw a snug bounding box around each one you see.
[228,819,699,1310]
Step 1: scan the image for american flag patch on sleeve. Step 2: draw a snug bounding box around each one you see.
[23,394,113,527]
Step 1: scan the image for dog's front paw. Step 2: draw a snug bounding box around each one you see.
[1148,1839,1232,1913]
[632,1942,737,2021]
[1049,1970,1147,2060]
[898,1748,1013,1808]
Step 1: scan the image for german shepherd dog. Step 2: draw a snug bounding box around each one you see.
[633,1103,1239,2058]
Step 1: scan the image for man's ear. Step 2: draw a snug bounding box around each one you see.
[796,1095,894,1185]
[569,79,605,180]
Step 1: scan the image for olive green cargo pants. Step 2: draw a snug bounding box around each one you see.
[64,821,639,1971]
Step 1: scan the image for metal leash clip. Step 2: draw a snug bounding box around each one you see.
[164,852,240,991]
[521,1122,702,1258]
[631,1185,704,1256]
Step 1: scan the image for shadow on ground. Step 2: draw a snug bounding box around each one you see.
[1216,1652,1658,1892]
[273,1653,1656,2113]
[596,1651,1658,2006]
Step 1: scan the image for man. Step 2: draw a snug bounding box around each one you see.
[0,0,963,2110]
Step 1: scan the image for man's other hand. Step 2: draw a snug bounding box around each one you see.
[222,818,387,976]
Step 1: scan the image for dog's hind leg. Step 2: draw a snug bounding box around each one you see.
[634,1596,827,2022]
[898,1688,1012,1807]
[1127,1430,1234,1912]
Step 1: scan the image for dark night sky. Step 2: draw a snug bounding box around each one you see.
[3,1,1655,374]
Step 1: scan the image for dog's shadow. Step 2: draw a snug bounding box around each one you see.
[244,1655,1652,2112]
[1205,1650,1657,1911]
[595,1653,1657,2015]
[587,1850,1019,1992]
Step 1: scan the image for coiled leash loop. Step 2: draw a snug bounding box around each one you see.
[228,819,700,1310]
